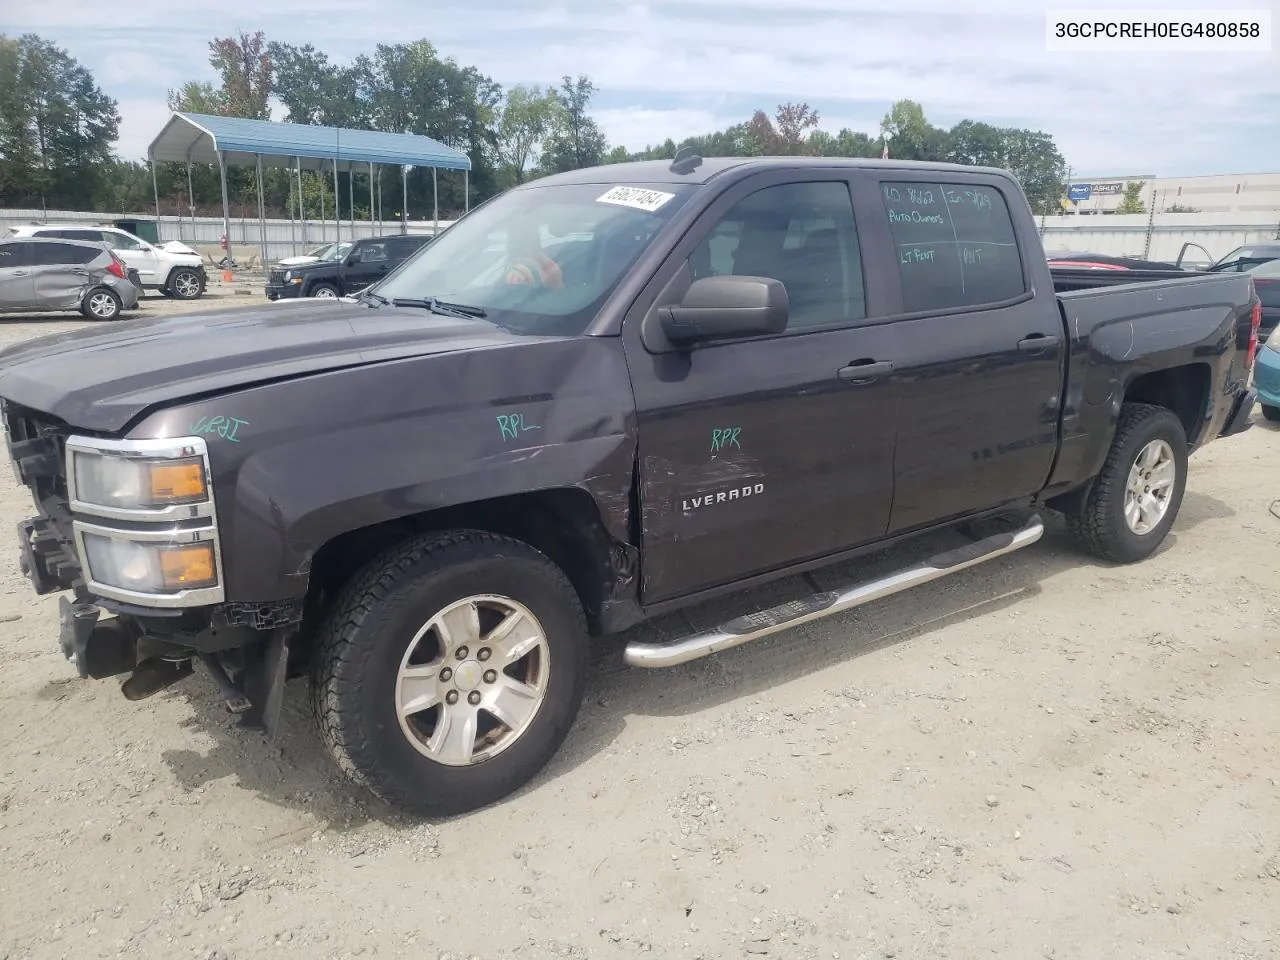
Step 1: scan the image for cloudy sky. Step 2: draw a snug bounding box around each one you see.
[9,0,1279,177]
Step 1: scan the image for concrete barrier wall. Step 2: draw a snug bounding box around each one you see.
[1040,210,1279,266]
[0,208,457,266]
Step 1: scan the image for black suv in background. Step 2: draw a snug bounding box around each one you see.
[266,233,432,300]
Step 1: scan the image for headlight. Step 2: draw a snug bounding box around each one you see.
[65,435,224,607]
[1266,325,1280,350]
[73,454,208,509]
[81,533,218,593]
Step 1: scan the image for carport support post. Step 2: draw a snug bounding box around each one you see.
[218,151,231,269]
[349,169,356,238]
[255,154,267,267]
[332,160,340,244]
[185,158,195,221]
[464,169,470,213]
[369,161,375,236]
[149,155,160,223]
[401,165,408,235]
[432,167,439,236]
[296,158,305,249]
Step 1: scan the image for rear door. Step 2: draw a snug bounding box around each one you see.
[861,172,1066,533]
[624,173,902,602]
[0,242,35,309]
[30,242,94,310]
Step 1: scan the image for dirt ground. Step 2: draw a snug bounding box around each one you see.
[0,300,1277,960]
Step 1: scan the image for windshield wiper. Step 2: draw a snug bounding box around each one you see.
[357,289,389,306]
[391,297,488,320]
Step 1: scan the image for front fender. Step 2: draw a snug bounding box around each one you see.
[129,336,637,602]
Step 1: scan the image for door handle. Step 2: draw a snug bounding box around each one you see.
[1017,334,1060,353]
[838,359,894,383]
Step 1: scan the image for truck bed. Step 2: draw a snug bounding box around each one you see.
[1050,265,1197,294]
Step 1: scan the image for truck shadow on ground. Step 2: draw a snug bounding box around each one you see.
[157,493,1234,828]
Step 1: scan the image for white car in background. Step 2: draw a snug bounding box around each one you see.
[4,224,207,299]
[276,240,352,268]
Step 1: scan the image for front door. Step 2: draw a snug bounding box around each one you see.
[0,242,35,310]
[344,240,392,293]
[866,174,1066,533]
[624,176,902,603]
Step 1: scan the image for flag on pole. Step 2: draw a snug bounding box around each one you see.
[881,139,889,160]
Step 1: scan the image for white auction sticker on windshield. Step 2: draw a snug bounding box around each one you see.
[596,186,675,212]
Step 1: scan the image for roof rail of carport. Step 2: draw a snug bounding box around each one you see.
[146,112,470,266]
[147,112,472,173]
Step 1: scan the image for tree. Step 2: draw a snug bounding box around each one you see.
[1117,181,1147,214]
[208,31,272,120]
[167,81,224,115]
[539,75,608,174]
[946,119,1066,215]
[997,127,1067,216]
[807,127,878,158]
[494,85,559,186]
[773,102,820,154]
[879,99,948,160]
[0,34,119,208]
[268,42,368,128]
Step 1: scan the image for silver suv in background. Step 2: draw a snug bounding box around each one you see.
[0,237,139,320]
[5,224,206,300]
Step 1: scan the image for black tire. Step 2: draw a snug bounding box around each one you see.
[1062,402,1188,563]
[1263,405,1280,423]
[80,287,121,321]
[310,530,588,817]
[166,267,204,300]
[307,283,340,299]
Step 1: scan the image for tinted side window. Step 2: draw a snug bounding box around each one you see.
[355,242,388,263]
[102,230,142,250]
[387,238,421,260]
[0,243,34,267]
[56,229,104,243]
[32,243,91,265]
[690,181,866,329]
[880,181,1025,313]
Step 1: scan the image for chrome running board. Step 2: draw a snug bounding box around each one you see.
[623,514,1044,668]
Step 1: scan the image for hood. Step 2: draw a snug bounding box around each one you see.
[276,255,320,266]
[156,240,200,256]
[0,299,526,433]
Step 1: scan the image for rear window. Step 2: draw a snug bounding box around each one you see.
[880,180,1026,314]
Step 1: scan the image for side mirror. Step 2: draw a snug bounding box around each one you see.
[660,275,788,346]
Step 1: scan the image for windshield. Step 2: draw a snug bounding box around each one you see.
[324,241,353,261]
[1249,259,1280,278]
[373,181,696,334]
[304,243,334,259]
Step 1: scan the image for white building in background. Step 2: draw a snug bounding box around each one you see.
[1041,171,1280,266]
[1064,171,1280,215]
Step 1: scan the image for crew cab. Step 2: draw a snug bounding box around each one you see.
[265,233,431,299]
[0,156,1260,818]
[5,224,207,300]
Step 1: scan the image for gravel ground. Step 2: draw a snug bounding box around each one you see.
[0,301,1277,960]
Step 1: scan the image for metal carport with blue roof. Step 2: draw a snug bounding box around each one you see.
[147,112,472,265]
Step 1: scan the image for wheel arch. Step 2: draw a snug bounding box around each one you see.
[299,487,638,648]
[1122,363,1211,446]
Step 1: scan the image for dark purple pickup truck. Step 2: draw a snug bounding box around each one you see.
[0,155,1261,816]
